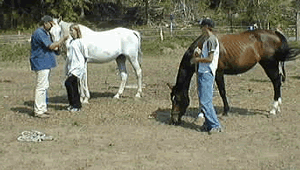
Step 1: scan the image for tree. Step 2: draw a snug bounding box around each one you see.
[45,0,94,21]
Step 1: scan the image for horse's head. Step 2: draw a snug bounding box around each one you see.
[49,18,65,53]
[167,83,190,125]
[50,17,62,42]
[50,17,73,54]
[166,33,210,125]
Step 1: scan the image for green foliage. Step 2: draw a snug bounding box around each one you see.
[215,0,295,29]
[0,43,30,62]
[158,0,174,12]
[1,0,298,30]
[45,0,83,21]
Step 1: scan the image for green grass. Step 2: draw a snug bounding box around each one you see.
[0,36,196,62]
[142,36,195,56]
[0,43,31,62]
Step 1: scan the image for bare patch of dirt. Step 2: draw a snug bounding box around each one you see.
[0,52,300,170]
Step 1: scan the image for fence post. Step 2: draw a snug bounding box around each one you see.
[160,27,163,41]
[297,12,300,41]
[170,14,174,37]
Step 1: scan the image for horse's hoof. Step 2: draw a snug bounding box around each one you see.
[82,98,89,104]
[135,93,142,98]
[113,94,120,99]
[269,109,277,115]
[168,119,181,125]
[222,112,228,116]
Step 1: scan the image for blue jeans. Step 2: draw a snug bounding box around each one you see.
[198,71,221,130]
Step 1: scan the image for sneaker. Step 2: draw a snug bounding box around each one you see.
[193,113,204,122]
[67,105,72,111]
[198,113,204,118]
[35,113,50,118]
[69,108,81,112]
[208,127,223,135]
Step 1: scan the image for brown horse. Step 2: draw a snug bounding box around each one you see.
[168,29,300,125]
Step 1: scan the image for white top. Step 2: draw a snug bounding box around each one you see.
[66,39,88,79]
[198,34,219,76]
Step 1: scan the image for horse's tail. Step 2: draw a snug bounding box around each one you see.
[133,30,142,66]
[275,31,300,82]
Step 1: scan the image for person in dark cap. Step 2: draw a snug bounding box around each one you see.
[191,18,222,134]
[199,18,215,28]
[30,15,69,118]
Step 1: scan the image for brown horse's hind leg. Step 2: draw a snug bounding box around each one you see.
[215,72,230,116]
[259,60,282,115]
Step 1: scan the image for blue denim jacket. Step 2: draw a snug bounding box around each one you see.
[30,28,57,71]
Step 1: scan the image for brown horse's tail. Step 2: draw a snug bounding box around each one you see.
[275,31,300,82]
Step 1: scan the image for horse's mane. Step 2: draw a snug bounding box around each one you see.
[174,33,209,91]
[59,20,94,38]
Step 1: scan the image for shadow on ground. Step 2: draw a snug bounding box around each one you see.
[290,76,300,80]
[90,92,115,98]
[10,107,34,116]
[11,91,116,115]
[249,78,270,83]
[150,106,268,131]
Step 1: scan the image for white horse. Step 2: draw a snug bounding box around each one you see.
[50,18,143,103]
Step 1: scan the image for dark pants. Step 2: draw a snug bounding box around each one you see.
[65,75,81,109]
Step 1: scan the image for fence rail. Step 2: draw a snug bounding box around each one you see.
[0,26,297,44]
[0,34,31,44]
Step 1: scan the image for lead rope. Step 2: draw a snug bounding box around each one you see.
[193,47,202,122]
[17,130,54,142]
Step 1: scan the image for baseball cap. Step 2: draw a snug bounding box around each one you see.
[41,15,53,23]
[199,18,215,28]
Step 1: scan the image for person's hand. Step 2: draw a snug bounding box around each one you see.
[190,47,202,64]
[190,57,201,64]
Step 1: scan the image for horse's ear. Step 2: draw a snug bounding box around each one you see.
[167,83,173,90]
[58,16,62,23]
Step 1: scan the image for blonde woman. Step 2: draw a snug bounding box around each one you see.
[65,24,88,112]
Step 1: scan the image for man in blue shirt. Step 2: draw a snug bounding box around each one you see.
[30,15,68,118]
[191,18,222,134]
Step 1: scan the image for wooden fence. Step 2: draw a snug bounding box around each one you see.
[0,26,297,44]
[0,34,31,44]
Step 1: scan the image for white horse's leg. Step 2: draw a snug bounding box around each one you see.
[129,57,142,98]
[79,63,90,103]
[114,55,127,99]
[270,97,282,115]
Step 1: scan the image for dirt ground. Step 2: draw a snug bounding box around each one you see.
[1,48,300,170]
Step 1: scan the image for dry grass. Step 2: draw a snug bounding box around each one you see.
[1,50,300,170]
